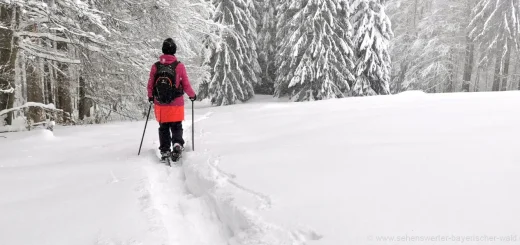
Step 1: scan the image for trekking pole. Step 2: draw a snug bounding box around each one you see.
[192,100,195,151]
[138,102,152,156]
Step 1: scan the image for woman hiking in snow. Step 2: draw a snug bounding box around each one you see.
[147,38,196,161]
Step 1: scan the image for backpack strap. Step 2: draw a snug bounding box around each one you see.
[170,61,181,87]
[171,61,180,69]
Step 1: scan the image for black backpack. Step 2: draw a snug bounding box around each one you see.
[153,61,184,104]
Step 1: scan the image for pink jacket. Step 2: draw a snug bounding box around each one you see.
[147,55,196,107]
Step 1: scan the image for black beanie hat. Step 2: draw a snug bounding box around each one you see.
[162,38,177,55]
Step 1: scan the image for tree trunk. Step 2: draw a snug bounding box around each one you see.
[50,61,57,105]
[485,65,490,91]
[500,40,511,91]
[516,54,520,90]
[44,60,53,105]
[413,0,419,35]
[26,56,45,125]
[55,31,73,124]
[517,67,520,90]
[26,22,45,126]
[510,55,516,90]
[492,39,504,91]
[474,66,481,92]
[444,51,454,92]
[78,75,91,120]
[0,5,18,125]
[56,62,72,123]
[396,63,408,92]
[462,36,474,92]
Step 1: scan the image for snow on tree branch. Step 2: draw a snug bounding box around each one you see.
[15,31,71,43]
[19,41,81,64]
[351,0,393,96]
[0,102,61,117]
[0,88,14,94]
[202,0,258,105]
[275,0,355,101]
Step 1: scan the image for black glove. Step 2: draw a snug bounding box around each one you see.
[148,97,154,102]
[189,95,197,101]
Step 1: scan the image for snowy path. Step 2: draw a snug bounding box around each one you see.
[141,148,226,245]
[0,111,227,245]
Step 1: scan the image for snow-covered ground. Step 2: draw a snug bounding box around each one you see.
[1,92,520,245]
[0,113,227,245]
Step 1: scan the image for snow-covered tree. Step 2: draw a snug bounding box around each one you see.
[387,0,429,93]
[255,0,277,95]
[388,0,480,93]
[274,0,355,101]
[350,0,393,96]
[468,0,520,91]
[0,0,110,125]
[246,0,263,93]
[460,0,477,92]
[0,3,17,126]
[403,0,468,92]
[0,0,213,129]
[201,0,259,106]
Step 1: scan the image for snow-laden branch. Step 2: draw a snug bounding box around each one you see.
[0,88,14,94]
[83,95,139,121]
[0,102,61,117]
[15,31,72,44]
[19,41,81,64]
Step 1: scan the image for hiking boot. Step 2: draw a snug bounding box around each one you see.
[173,143,183,154]
[160,150,171,161]
[171,143,183,162]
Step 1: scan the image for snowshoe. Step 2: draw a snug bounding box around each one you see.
[160,150,172,166]
[171,143,184,163]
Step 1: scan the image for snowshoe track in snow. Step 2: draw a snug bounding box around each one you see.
[182,152,320,245]
[209,156,272,210]
[138,149,226,245]
[134,111,230,245]
[139,110,318,244]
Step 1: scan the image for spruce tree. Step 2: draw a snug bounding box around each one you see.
[468,0,520,91]
[386,0,429,93]
[350,0,393,96]
[400,0,468,93]
[255,0,277,95]
[201,0,259,106]
[275,0,355,101]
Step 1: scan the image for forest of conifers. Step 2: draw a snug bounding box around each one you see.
[0,0,518,130]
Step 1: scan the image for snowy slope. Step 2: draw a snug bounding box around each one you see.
[1,92,520,245]
[186,92,520,245]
